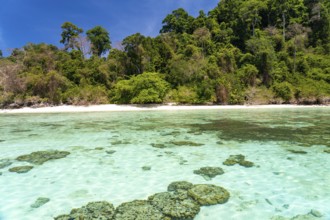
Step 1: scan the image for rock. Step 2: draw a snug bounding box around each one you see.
[324,149,330,154]
[0,172,2,176]
[309,209,323,218]
[271,210,323,220]
[115,200,165,220]
[239,160,254,168]
[94,147,104,150]
[288,149,308,154]
[55,201,115,220]
[148,192,200,219]
[9,166,34,173]
[0,159,13,169]
[16,150,70,165]
[188,184,230,206]
[106,150,116,154]
[0,140,5,142]
[193,167,224,180]
[167,181,193,192]
[151,143,167,149]
[111,140,131,145]
[142,166,151,171]
[223,154,254,167]
[170,141,204,147]
[30,197,50,208]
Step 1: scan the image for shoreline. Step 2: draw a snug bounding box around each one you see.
[0,104,329,114]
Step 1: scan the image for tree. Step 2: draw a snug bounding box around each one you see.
[287,23,311,73]
[0,50,3,58]
[160,8,194,34]
[240,0,267,37]
[111,72,170,104]
[60,22,83,51]
[86,26,111,57]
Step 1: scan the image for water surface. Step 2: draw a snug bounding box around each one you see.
[0,107,329,219]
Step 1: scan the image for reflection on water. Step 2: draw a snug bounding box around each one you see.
[0,107,329,219]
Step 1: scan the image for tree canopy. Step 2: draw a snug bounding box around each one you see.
[1,0,329,108]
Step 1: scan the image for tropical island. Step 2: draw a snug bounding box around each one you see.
[0,0,329,109]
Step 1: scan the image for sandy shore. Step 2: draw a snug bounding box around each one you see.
[0,104,328,114]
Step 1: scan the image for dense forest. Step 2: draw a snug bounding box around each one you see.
[1,0,330,108]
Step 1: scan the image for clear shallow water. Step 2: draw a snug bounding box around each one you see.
[0,107,329,220]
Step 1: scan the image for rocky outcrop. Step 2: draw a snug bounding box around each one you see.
[16,150,70,165]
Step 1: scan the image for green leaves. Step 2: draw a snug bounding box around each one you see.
[86,26,111,57]
[112,72,170,104]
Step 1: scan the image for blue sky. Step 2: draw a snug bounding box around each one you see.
[0,0,219,56]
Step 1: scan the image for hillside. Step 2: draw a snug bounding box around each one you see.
[1,0,330,108]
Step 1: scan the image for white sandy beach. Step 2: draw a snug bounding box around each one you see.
[0,104,328,114]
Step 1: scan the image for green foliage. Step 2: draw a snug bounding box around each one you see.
[63,85,109,105]
[86,26,111,57]
[160,8,194,34]
[0,0,329,107]
[111,72,170,104]
[60,22,83,51]
[272,82,294,102]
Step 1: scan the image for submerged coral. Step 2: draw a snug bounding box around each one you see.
[16,150,70,165]
[148,191,200,219]
[223,154,254,168]
[288,149,308,154]
[31,197,50,208]
[271,209,323,219]
[0,159,12,169]
[115,200,165,220]
[188,184,230,206]
[9,166,34,173]
[54,201,115,220]
[193,167,224,180]
[54,181,230,220]
[170,141,204,147]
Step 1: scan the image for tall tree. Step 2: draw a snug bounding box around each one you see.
[86,26,111,57]
[160,8,194,34]
[60,22,83,51]
[240,0,267,37]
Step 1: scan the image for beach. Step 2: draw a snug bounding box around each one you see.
[0,104,328,114]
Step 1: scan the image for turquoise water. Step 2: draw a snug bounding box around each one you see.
[0,107,329,219]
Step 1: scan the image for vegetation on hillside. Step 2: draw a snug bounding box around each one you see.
[1,0,330,108]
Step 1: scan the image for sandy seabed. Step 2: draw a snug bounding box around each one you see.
[0,104,328,114]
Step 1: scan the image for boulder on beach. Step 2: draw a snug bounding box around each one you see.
[54,201,115,220]
[16,150,70,165]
